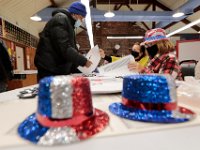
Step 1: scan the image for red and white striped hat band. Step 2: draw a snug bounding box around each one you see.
[144,28,169,44]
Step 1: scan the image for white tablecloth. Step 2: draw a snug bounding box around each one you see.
[0,83,200,150]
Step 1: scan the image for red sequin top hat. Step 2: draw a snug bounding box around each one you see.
[143,28,169,46]
[18,76,109,146]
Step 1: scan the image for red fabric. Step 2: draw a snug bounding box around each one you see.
[141,52,183,80]
[145,28,166,38]
[36,113,91,127]
[122,97,177,111]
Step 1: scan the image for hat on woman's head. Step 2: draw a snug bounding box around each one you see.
[18,76,109,146]
[68,2,87,17]
[143,28,169,45]
[109,74,195,123]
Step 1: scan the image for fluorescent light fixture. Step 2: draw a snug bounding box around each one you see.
[104,11,115,18]
[107,36,144,39]
[30,15,42,21]
[198,31,200,33]
[81,0,94,48]
[104,0,115,18]
[172,12,184,18]
[167,18,200,37]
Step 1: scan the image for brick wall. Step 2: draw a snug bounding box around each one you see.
[76,22,145,57]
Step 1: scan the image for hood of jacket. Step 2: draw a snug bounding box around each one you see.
[52,8,76,28]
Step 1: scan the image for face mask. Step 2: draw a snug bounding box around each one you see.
[140,45,146,54]
[146,44,158,59]
[74,19,82,28]
[131,50,139,58]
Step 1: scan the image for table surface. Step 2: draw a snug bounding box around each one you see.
[0,84,200,150]
[14,70,38,74]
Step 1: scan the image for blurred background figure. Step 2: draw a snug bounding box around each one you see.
[100,42,149,67]
[0,41,13,92]
[131,42,149,67]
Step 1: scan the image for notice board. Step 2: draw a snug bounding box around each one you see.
[177,40,200,62]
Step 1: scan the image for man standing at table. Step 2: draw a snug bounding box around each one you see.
[34,1,92,81]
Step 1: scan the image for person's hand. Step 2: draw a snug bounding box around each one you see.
[85,60,92,68]
[99,49,105,58]
[128,61,144,72]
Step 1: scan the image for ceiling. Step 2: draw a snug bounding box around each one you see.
[0,0,200,37]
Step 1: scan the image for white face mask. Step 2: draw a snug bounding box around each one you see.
[74,19,82,28]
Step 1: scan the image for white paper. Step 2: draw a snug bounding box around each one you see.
[98,54,138,77]
[78,45,101,75]
[88,76,123,94]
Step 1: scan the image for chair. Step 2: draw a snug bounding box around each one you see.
[195,61,200,79]
[179,60,197,79]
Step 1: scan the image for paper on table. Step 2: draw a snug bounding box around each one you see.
[98,54,138,77]
[78,45,101,75]
[88,77,123,94]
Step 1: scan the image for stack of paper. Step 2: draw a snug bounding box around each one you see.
[78,45,100,75]
[98,55,138,77]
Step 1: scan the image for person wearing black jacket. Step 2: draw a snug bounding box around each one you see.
[0,41,13,92]
[34,1,92,81]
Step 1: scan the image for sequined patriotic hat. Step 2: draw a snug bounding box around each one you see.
[143,28,169,46]
[109,74,195,123]
[18,76,109,146]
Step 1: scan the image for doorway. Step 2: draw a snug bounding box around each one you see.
[15,46,24,71]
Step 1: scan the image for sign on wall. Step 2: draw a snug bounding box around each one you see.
[177,40,200,62]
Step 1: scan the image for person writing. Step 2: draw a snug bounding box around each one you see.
[128,28,182,80]
[34,1,92,81]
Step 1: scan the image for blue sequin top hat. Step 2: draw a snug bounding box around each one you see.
[109,74,195,123]
[18,76,109,146]
[68,1,87,17]
[143,28,169,45]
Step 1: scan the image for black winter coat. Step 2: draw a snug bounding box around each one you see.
[34,9,87,80]
[0,42,13,82]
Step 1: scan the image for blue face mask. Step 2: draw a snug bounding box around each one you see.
[74,19,82,28]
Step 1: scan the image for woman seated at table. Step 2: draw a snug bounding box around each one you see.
[128,28,182,80]
[100,42,149,67]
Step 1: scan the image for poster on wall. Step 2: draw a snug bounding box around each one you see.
[177,40,200,62]
[0,17,2,36]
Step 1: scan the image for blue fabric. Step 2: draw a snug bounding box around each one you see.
[109,103,190,123]
[122,75,171,103]
[145,35,167,42]
[109,74,194,123]
[37,77,53,117]
[68,2,87,17]
[18,114,49,143]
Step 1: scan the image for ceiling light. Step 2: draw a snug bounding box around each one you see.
[104,11,115,18]
[30,15,42,21]
[107,36,144,39]
[31,0,41,21]
[104,0,115,18]
[167,18,200,37]
[172,12,185,18]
